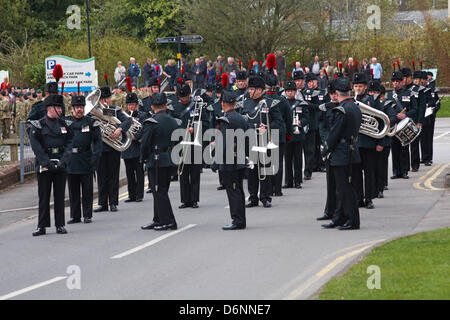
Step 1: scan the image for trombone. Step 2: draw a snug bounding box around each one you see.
[177,95,206,176]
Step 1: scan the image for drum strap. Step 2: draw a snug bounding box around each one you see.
[392,95,405,114]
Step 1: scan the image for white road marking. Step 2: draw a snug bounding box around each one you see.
[434,131,450,140]
[111,224,197,259]
[0,276,67,300]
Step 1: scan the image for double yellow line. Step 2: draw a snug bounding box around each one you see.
[413,163,450,191]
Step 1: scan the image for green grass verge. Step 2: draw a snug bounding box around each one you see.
[437,97,450,118]
[317,228,450,300]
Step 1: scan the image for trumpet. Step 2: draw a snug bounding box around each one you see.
[177,95,206,176]
[85,89,132,152]
[354,98,391,139]
[293,109,301,135]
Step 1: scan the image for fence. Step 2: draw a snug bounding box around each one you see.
[19,121,35,183]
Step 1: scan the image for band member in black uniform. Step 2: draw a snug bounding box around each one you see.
[94,85,132,212]
[234,70,249,99]
[283,80,310,189]
[173,80,202,209]
[302,73,324,180]
[321,77,362,230]
[141,77,160,114]
[264,54,293,197]
[420,71,440,166]
[122,92,148,203]
[28,94,74,236]
[242,75,282,208]
[402,67,423,172]
[211,75,226,190]
[27,82,60,123]
[213,90,249,230]
[317,80,340,220]
[367,80,398,199]
[141,93,181,231]
[386,71,417,179]
[352,72,379,209]
[66,94,102,224]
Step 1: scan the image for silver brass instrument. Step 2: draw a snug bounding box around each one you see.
[293,108,301,135]
[85,89,132,152]
[252,123,266,181]
[177,95,206,176]
[123,110,143,139]
[354,98,390,139]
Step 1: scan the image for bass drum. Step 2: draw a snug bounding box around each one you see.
[395,117,421,147]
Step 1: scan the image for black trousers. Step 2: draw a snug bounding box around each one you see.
[324,160,336,217]
[355,147,377,202]
[314,131,325,170]
[149,167,176,225]
[332,165,360,227]
[218,170,225,187]
[285,140,303,185]
[68,173,93,220]
[248,166,272,203]
[179,163,201,204]
[97,151,121,207]
[222,168,246,227]
[124,157,144,200]
[303,131,316,178]
[420,124,433,162]
[375,146,390,192]
[272,142,286,194]
[37,171,67,228]
[391,138,410,176]
[410,133,421,170]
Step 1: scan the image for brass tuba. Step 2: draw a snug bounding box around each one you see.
[84,89,132,152]
[354,99,391,139]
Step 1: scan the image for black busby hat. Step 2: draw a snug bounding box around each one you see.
[264,72,278,87]
[149,77,160,87]
[391,71,403,81]
[368,80,381,92]
[100,86,112,98]
[284,80,297,91]
[44,94,64,108]
[305,73,317,82]
[126,92,139,104]
[292,71,305,80]
[176,81,191,98]
[214,81,223,94]
[206,84,214,92]
[222,90,237,104]
[151,93,167,107]
[327,79,337,93]
[45,82,59,94]
[248,76,265,89]
[401,68,412,78]
[335,77,351,92]
[413,70,422,79]
[236,70,248,81]
[352,72,367,85]
[71,95,86,107]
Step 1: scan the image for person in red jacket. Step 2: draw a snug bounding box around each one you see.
[1,77,11,91]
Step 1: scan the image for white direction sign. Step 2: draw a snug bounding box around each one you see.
[45,55,97,92]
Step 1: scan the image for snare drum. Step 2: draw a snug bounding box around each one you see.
[395,117,421,147]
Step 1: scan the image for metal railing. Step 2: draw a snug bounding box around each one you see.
[19,121,35,183]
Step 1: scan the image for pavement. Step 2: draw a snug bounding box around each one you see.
[0,118,449,300]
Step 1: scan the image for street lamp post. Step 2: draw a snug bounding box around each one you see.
[86,0,92,58]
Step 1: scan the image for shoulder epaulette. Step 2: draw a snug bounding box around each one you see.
[206,105,214,112]
[270,99,280,108]
[93,120,101,127]
[27,119,42,129]
[64,119,73,126]
[175,118,182,126]
[144,117,158,124]
[334,106,346,114]
[218,116,229,124]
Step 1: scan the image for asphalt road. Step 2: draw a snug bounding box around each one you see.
[0,119,449,300]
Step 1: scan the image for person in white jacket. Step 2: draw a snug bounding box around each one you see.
[114,61,126,83]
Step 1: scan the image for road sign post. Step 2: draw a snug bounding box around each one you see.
[156,35,203,69]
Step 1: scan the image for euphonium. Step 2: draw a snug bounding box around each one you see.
[84,89,132,152]
[354,99,391,139]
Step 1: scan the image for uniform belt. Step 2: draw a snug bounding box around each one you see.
[47,147,64,154]
[157,148,170,153]
[72,147,89,154]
